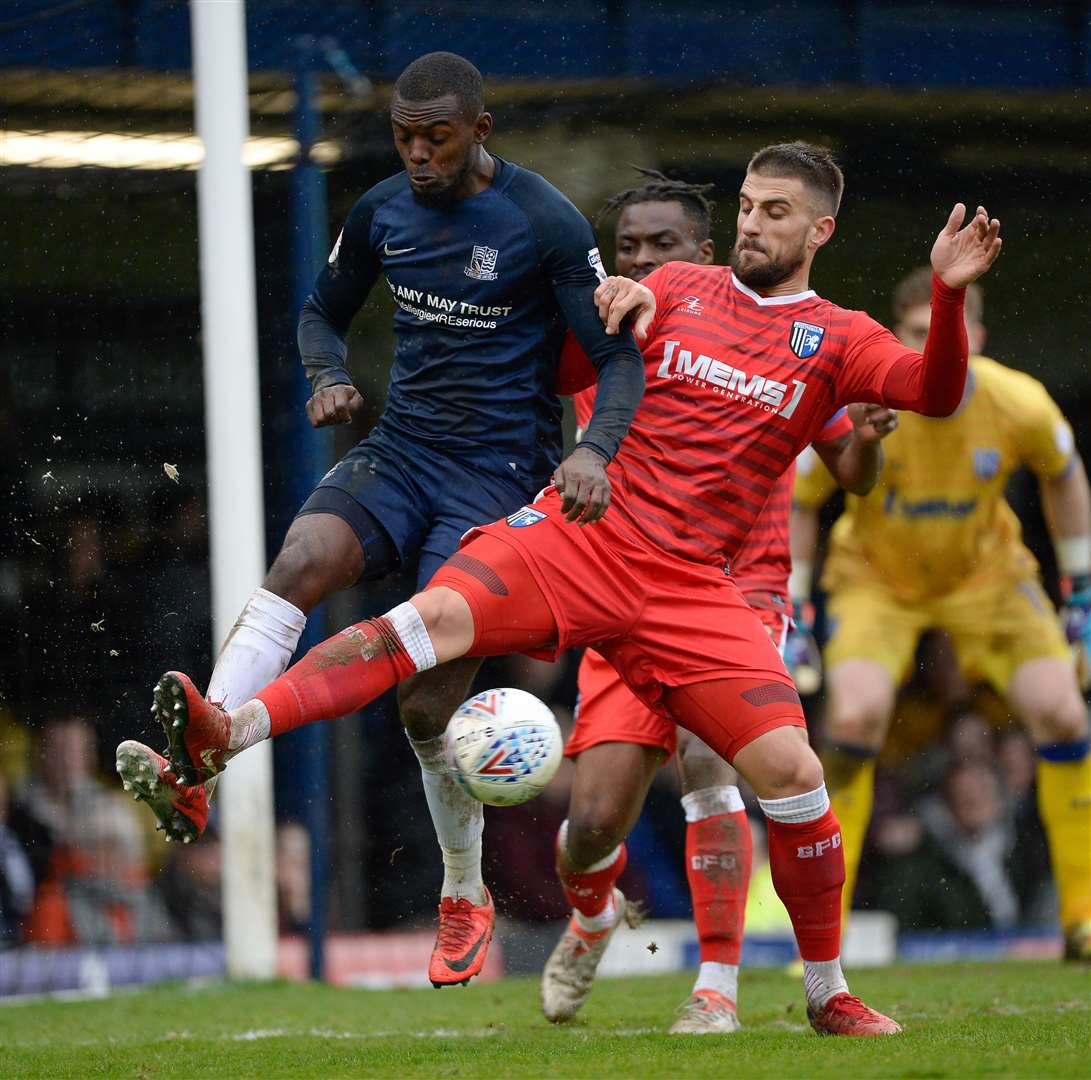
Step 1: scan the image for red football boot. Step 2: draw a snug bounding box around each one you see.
[116,740,210,844]
[808,993,903,1036]
[153,671,234,785]
[428,887,495,988]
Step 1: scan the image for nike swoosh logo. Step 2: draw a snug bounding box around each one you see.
[445,927,490,973]
[384,243,416,256]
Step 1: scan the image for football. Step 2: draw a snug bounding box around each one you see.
[445,688,563,807]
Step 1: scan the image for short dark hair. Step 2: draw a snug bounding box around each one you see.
[893,266,983,323]
[748,141,844,216]
[393,52,484,119]
[596,167,715,239]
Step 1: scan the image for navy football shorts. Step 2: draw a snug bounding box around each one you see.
[296,431,548,590]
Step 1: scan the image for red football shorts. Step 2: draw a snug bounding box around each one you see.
[427,488,801,762]
[567,605,791,760]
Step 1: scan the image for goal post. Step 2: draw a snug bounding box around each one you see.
[190,0,278,980]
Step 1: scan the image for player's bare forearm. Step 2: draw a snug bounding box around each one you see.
[1042,455,1091,548]
[816,404,897,495]
[816,435,883,496]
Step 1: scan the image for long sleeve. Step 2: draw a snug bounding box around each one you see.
[839,274,968,417]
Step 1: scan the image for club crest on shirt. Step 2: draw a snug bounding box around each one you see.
[506,506,546,527]
[465,244,500,281]
[973,448,1001,480]
[789,320,825,359]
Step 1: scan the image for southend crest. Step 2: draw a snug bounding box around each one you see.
[506,506,546,527]
[973,448,1001,480]
[789,320,825,359]
[465,244,499,281]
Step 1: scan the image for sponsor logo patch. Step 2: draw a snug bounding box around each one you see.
[789,320,825,359]
[506,506,546,528]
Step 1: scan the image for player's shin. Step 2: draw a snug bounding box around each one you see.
[681,785,752,1003]
[409,730,486,905]
[820,743,877,917]
[243,602,436,744]
[556,820,627,930]
[759,785,849,1009]
[1036,738,1091,939]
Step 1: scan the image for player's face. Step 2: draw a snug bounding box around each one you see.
[390,94,490,206]
[614,201,714,281]
[896,302,986,354]
[732,172,832,289]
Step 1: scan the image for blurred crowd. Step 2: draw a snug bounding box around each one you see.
[0,445,1065,948]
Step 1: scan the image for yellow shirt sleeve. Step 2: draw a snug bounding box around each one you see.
[1012,376,1075,480]
[793,446,839,509]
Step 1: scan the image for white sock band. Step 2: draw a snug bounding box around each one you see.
[407,731,447,774]
[558,819,623,873]
[681,785,745,823]
[387,601,437,673]
[803,957,849,1009]
[248,587,307,646]
[694,961,739,1002]
[758,784,830,824]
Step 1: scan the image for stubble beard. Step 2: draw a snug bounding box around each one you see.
[730,239,807,290]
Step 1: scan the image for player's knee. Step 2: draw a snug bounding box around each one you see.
[265,517,362,608]
[678,736,736,794]
[761,748,825,800]
[397,679,439,741]
[411,588,475,662]
[1025,692,1090,746]
[826,682,889,748]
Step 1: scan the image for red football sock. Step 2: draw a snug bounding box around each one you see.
[258,617,417,737]
[765,807,844,962]
[686,810,752,965]
[556,834,628,918]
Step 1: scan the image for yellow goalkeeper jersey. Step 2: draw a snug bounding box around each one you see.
[793,356,1076,603]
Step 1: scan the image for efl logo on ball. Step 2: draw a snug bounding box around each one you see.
[444,688,563,807]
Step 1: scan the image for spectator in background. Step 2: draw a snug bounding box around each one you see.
[0,771,34,946]
[20,715,167,944]
[276,822,311,936]
[158,824,222,942]
[869,760,1021,931]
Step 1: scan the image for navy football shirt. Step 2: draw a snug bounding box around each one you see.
[298,156,642,479]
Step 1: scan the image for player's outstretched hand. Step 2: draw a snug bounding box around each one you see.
[306,384,364,428]
[594,276,656,340]
[931,203,1002,289]
[847,403,898,443]
[553,445,611,525]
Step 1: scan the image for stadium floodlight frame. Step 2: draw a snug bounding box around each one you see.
[191,0,278,980]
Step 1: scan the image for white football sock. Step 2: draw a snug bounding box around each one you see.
[409,731,486,905]
[224,699,272,756]
[693,961,738,1003]
[207,587,306,710]
[681,784,745,822]
[803,957,849,1009]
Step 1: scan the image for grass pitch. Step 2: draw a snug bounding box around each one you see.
[1,962,1087,1079]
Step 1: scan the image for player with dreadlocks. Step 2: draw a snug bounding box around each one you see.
[544,168,897,1032]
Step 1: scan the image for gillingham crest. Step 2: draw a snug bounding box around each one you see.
[506,506,546,528]
[789,320,825,359]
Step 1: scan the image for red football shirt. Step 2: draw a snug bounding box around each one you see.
[570,262,966,568]
[573,390,851,606]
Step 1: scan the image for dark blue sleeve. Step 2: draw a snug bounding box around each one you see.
[297,185,387,394]
[509,174,644,462]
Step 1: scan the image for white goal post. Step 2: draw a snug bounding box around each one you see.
[190,0,278,980]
